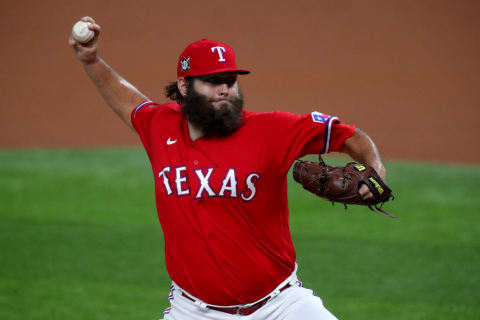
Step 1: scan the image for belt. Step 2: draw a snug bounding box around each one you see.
[181,282,292,316]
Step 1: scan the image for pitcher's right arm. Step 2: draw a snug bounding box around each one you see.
[69,16,148,129]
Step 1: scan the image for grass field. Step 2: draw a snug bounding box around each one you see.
[1,148,479,319]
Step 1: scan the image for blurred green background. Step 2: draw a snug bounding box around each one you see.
[1,149,479,319]
[2,1,479,319]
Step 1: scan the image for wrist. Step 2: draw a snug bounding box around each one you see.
[81,54,99,65]
[372,162,386,180]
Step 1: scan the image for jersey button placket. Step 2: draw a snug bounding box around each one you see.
[189,148,199,167]
[189,148,202,207]
[197,197,205,208]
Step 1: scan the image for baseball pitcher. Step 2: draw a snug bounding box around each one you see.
[70,16,392,320]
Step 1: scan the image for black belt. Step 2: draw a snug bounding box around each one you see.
[181,283,291,316]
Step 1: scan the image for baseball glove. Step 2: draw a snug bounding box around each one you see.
[292,156,396,218]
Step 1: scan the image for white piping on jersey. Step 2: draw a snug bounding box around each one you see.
[322,116,338,154]
[134,100,154,118]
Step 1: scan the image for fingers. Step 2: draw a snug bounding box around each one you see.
[89,23,101,44]
[68,36,83,50]
[81,16,95,24]
[81,16,101,40]
[81,16,100,35]
[359,184,374,201]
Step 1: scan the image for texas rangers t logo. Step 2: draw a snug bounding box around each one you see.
[211,46,226,62]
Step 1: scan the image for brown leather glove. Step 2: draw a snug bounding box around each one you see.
[293,156,396,218]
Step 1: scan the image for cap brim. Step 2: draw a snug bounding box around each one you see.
[186,68,250,77]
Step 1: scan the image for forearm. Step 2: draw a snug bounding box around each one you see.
[83,57,147,129]
[341,128,386,179]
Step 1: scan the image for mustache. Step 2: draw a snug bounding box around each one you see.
[210,97,233,103]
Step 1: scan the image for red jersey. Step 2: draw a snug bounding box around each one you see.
[131,101,355,306]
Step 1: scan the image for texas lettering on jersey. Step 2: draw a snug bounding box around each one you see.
[157,166,260,201]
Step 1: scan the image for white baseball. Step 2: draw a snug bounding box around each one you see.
[72,20,94,43]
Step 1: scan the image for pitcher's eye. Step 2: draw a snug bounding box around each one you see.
[225,77,237,87]
[203,76,237,87]
[206,77,221,84]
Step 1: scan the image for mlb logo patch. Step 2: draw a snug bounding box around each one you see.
[311,111,329,123]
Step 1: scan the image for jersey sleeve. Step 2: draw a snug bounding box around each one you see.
[131,100,162,155]
[269,111,356,174]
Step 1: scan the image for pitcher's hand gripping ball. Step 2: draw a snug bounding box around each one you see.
[71,20,94,43]
[293,156,396,218]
